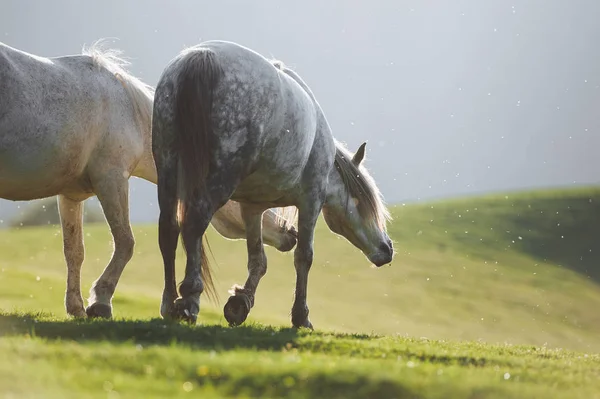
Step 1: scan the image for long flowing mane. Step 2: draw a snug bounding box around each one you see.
[334,141,391,230]
[82,40,154,132]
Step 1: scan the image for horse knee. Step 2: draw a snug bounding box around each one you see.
[255,255,268,278]
[117,232,135,261]
[294,246,313,269]
[121,234,135,260]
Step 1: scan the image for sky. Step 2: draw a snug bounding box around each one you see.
[1,0,598,223]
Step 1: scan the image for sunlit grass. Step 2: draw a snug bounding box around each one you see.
[0,187,599,397]
[0,313,599,399]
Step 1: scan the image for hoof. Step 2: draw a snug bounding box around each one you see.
[292,318,314,330]
[291,306,313,330]
[66,295,87,318]
[66,303,87,319]
[160,292,177,320]
[160,302,174,320]
[67,309,88,319]
[304,319,314,330]
[85,303,112,319]
[223,294,251,326]
[171,297,199,324]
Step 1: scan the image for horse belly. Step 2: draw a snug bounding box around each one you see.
[0,176,68,201]
[0,135,91,201]
[229,169,300,206]
[0,166,90,201]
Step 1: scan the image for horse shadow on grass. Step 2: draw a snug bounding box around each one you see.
[0,313,419,398]
[0,312,373,351]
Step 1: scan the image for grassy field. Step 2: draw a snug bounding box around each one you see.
[0,187,599,398]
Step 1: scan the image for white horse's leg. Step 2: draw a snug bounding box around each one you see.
[223,205,267,326]
[57,195,87,318]
[86,173,134,318]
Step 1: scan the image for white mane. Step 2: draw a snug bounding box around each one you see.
[82,40,154,131]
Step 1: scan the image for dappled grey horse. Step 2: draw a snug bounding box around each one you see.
[0,41,297,319]
[153,40,394,328]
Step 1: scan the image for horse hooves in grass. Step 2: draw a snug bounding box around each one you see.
[291,307,314,330]
[66,304,87,319]
[293,319,314,330]
[223,294,251,327]
[171,297,199,324]
[69,310,88,319]
[85,303,112,319]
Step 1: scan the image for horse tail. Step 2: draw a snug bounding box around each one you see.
[173,48,223,302]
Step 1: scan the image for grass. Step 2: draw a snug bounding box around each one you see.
[1,314,599,399]
[0,186,599,398]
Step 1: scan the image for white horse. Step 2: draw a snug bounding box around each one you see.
[0,41,297,319]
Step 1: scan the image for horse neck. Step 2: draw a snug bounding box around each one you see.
[324,161,347,205]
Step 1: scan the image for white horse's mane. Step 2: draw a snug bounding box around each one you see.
[82,40,154,131]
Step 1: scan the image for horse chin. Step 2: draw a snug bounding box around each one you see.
[368,252,393,267]
[277,234,297,252]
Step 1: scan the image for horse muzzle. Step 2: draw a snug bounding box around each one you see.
[369,240,394,267]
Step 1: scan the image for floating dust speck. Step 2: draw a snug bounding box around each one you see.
[182,382,193,392]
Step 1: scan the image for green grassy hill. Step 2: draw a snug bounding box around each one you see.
[0,187,599,398]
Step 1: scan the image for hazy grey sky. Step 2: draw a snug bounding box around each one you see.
[1,0,599,222]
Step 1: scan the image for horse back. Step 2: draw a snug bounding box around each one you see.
[0,43,142,200]
[209,42,323,178]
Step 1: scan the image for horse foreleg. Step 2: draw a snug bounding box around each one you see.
[290,201,323,330]
[223,205,267,326]
[57,195,86,318]
[86,173,134,318]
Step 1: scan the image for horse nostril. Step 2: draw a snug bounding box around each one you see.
[379,242,392,256]
[288,225,298,239]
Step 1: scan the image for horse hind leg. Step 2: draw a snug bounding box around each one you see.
[57,195,86,318]
[173,170,245,324]
[86,171,135,318]
[157,158,180,319]
[173,194,214,324]
[223,204,268,326]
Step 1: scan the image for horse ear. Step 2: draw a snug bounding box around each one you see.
[352,142,367,165]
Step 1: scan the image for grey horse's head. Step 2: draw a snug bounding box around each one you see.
[322,142,394,267]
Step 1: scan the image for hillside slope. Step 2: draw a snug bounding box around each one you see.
[391,187,600,281]
[0,187,599,353]
[1,314,599,399]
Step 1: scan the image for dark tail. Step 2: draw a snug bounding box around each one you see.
[173,48,223,302]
